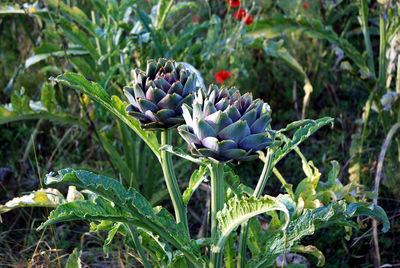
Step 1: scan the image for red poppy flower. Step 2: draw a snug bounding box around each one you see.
[192,15,199,23]
[215,70,232,83]
[227,0,240,8]
[302,3,309,9]
[244,14,254,26]
[234,9,246,19]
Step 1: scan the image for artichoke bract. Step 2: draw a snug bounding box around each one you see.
[178,85,274,162]
[124,59,198,130]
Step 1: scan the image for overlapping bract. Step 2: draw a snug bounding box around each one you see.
[124,59,198,130]
[178,85,274,162]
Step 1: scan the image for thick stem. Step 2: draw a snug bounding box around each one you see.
[253,149,274,199]
[160,130,189,233]
[209,162,225,268]
[237,149,274,268]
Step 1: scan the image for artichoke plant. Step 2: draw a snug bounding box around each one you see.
[178,85,274,162]
[124,59,198,130]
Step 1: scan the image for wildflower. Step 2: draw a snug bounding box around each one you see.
[227,0,240,8]
[234,9,246,19]
[302,3,309,10]
[193,15,200,23]
[244,14,254,26]
[215,71,232,83]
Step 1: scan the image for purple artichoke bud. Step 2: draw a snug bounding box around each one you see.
[178,85,274,162]
[124,59,199,130]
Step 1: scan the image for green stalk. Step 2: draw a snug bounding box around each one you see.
[209,161,225,268]
[378,15,387,92]
[237,149,274,268]
[253,149,274,199]
[272,167,295,200]
[359,0,376,76]
[125,224,151,268]
[160,130,189,233]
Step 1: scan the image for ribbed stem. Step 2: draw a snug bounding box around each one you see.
[209,162,225,268]
[160,130,189,233]
[237,149,274,268]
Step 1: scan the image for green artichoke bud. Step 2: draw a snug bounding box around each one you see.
[178,85,274,162]
[124,59,198,130]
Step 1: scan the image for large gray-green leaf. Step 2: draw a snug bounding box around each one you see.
[252,201,390,267]
[51,73,161,160]
[42,169,203,266]
[0,188,65,214]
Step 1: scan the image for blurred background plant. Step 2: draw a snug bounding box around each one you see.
[0,0,399,266]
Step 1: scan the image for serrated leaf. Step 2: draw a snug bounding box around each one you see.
[39,197,135,229]
[42,169,203,266]
[252,201,390,267]
[277,119,316,133]
[214,195,289,252]
[51,73,161,160]
[273,117,334,165]
[0,188,65,214]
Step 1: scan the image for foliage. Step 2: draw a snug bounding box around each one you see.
[0,0,399,266]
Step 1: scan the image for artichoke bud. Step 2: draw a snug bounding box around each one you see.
[178,85,274,163]
[124,58,200,130]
